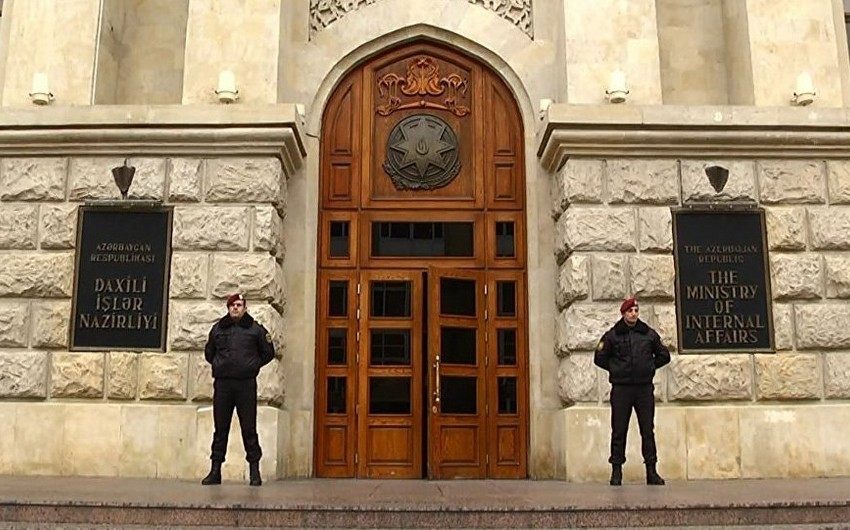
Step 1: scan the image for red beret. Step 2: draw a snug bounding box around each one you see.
[619,297,638,314]
[226,293,245,307]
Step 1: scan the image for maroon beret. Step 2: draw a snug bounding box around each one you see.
[619,297,638,314]
[226,293,245,307]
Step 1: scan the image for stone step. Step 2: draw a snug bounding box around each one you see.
[1,502,849,529]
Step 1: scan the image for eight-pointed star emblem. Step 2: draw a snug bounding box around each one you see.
[384,114,461,190]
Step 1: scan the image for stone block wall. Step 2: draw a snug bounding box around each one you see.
[0,155,287,477]
[553,157,850,406]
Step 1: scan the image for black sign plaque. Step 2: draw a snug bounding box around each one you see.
[71,207,173,351]
[673,208,774,353]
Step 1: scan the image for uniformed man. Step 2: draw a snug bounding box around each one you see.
[594,297,671,486]
[201,293,275,486]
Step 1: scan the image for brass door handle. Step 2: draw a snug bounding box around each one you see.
[433,355,441,412]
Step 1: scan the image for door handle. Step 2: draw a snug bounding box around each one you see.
[432,355,441,413]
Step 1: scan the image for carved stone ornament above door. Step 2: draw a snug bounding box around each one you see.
[377,56,471,117]
[383,113,461,190]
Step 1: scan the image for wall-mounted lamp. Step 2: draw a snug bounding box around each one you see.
[605,70,629,104]
[29,73,54,105]
[215,70,239,104]
[792,73,816,106]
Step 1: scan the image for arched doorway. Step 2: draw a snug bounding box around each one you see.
[314,41,528,479]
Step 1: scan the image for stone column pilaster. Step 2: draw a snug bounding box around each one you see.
[561,0,663,104]
[724,0,845,107]
[182,0,282,105]
[0,0,101,107]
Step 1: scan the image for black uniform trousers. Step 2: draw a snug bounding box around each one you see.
[210,378,262,463]
[608,383,657,465]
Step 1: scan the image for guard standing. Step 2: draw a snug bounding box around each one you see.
[201,293,275,486]
[594,297,671,486]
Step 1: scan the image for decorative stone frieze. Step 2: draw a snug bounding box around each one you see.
[0,302,29,348]
[69,157,165,201]
[558,354,597,405]
[772,303,794,351]
[31,300,71,349]
[638,207,673,252]
[590,255,626,301]
[825,256,850,298]
[258,358,285,406]
[40,204,78,249]
[0,158,67,201]
[0,350,47,398]
[206,158,282,204]
[172,207,250,251]
[51,352,104,398]
[108,352,139,400]
[139,353,188,400]
[607,159,678,205]
[556,207,636,256]
[770,254,822,300]
[168,159,203,202]
[824,353,850,399]
[668,355,752,401]
[210,254,285,306]
[309,0,533,38]
[765,207,806,251]
[191,353,212,402]
[754,353,820,400]
[795,303,850,350]
[827,160,850,204]
[169,253,208,299]
[169,301,222,351]
[630,255,675,300]
[552,159,604,216]
[557,255,589,309]
[0,252,73,297]
[556,303,618,354]
[808,207,850,250]
[681,160,756,203]
[254,206,285,257]
[758,160,825,204]
[0,205,38,249]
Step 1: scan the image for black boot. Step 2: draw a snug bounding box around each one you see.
[609,464,622,486]
[201,460,222,485]
[249,461,262,486]
[646,463,665,485]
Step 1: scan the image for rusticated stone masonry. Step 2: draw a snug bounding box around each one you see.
[0,156,287,407]
[554,157,850,406]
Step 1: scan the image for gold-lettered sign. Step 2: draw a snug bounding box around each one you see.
[672,208,774,353]
[70,206,173,351]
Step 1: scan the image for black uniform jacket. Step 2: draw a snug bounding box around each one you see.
[593,318,671,385]
[204,313,275,379]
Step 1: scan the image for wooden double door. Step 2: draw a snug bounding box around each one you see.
[314,42,528,479]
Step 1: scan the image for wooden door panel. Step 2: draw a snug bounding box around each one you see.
[363,45,484,210]
[485,79,524,210]
[314,271,359,477]
[428,268,487,479]
[485,271,528,478]
[322,75,362,209]
[358,270,424,479]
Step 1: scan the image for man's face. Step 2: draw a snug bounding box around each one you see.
[228,300,246,320]
[623,305,639,326]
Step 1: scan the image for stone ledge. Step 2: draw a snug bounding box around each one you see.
[0,105,305,177]
[539,105,850,171]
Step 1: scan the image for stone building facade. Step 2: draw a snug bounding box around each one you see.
[0,0,849,482]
